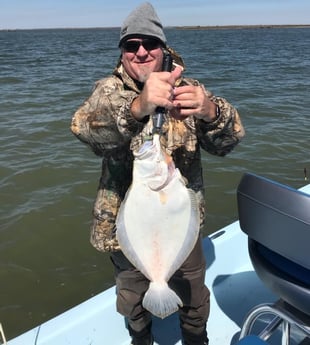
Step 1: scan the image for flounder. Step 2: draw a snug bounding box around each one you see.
[116,134,200,319]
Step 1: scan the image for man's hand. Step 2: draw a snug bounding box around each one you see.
[171,85,217,122]
[131,67,183,121]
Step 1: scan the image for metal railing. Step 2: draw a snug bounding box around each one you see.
[0,323,7,345]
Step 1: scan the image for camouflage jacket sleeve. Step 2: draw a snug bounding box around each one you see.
[177,77,244,156]
[195,94,245,156]
[70,75,143,156]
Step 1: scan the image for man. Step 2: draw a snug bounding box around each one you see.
[71,2,244,345]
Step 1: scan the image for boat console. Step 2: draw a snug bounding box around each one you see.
[237,173,310,344]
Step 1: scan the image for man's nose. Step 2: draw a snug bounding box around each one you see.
[136,45,148,56]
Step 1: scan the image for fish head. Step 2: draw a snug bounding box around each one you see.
[133,135,175,191]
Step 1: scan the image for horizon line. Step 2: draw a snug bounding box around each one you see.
[1,24,310,31]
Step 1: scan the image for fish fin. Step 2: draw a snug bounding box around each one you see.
[165,188,201,279]
[188,189,201,235]
[142,282,183,319]
[116,199,151,279]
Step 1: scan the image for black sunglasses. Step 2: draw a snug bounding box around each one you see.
[122,39,161,53]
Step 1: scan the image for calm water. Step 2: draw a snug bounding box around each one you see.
[0,27,309,339]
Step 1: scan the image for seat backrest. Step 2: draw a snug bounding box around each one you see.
[237,173,310,270]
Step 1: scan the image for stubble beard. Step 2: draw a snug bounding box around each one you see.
[137,65,153,83]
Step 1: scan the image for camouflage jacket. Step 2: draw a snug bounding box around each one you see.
[71,50,245,252]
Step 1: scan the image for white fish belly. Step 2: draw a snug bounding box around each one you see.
[116,171,199,283]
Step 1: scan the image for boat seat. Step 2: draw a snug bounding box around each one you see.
[236,173,310,344]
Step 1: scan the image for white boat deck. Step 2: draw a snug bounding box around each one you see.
[6,183,310,345]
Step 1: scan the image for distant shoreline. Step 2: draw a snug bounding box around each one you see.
[1,24,310,31]
[171,24,310,30]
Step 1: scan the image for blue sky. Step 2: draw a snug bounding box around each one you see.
[1,0,309,30]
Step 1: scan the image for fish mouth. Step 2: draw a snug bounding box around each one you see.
[134,141,155,159]
[134,134,176,191]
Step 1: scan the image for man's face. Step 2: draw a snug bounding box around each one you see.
[121,38,163,82]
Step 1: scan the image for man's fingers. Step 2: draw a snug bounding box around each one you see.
[170,66,183,84]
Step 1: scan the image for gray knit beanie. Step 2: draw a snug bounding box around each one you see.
[119,2,167,47]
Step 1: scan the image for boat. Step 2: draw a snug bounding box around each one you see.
[1,173,309,345]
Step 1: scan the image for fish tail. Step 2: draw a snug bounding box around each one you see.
[142,281,183,319]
